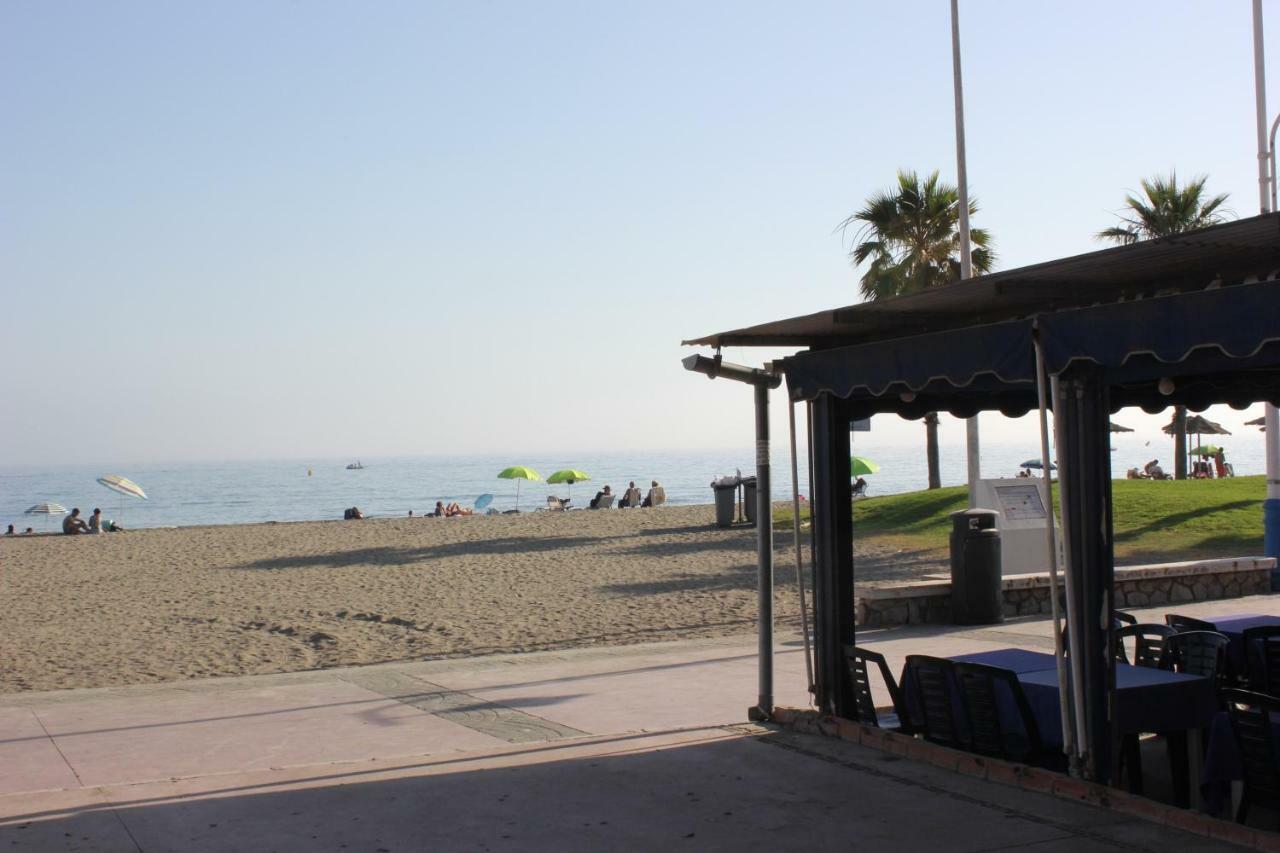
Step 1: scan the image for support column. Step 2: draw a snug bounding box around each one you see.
[1054,367,1117,784]
[749,381,774,720]
[811,394,855,716]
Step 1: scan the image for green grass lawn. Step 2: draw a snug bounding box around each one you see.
[776,475,1266,562]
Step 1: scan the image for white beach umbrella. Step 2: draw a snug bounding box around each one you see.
[97,475,147,524]
[25,502,68,531]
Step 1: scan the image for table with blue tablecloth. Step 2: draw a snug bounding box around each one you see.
[900,648,1217,803]
[1204,613,1280,684]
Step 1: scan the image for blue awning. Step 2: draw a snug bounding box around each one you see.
[780,280,1280,418]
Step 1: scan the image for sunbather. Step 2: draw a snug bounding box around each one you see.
[590,485,613,509]
[445,502,473,517]
[642,480,665,507]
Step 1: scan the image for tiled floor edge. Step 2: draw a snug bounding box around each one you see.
[769,707,1272,852]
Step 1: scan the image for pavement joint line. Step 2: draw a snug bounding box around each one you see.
[30,707,85,788]
[750,728,1154,852]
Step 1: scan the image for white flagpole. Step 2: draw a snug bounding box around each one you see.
[1253,0,1280,569]
[951,0,982,505]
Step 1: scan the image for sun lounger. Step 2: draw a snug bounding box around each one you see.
[644,486,666,507]
[545,496,570,511]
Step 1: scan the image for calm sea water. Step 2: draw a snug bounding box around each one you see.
[1,434,1269,531]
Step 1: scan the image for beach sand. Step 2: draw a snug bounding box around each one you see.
[0,505,944,693]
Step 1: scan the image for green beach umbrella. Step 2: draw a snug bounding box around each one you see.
[497,466,542,511]
[850,456,880,477]
[546,469,591,501]
[1189,444,1223,457]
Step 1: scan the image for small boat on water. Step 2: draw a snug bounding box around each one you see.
[346,461,364,470]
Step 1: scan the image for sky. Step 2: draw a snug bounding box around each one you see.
[2,0,1277,467]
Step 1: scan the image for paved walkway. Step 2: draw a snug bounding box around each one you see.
[2,595,1270,851]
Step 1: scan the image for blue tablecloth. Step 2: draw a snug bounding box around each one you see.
[1018,663,1217,749]
[1201,709,1280,817]
[901,648,1216,751]
[1206,614,1280,682]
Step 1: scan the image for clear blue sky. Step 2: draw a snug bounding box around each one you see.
[2,1,1275,466]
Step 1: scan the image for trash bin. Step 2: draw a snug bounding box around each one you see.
[950,508,1003,625]
[712,479,739,528]
[741,476,758,526]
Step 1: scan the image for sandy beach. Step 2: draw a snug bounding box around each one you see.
[0,506,942,694]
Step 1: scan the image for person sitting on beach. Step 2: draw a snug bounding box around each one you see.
[343,506,365,520]
[430,501,445,517]
[1143,459,1166,480]
[445,502,473,517]
[617,482,643,508]
[88,508,103,534]
[63,508,90,535]
[5,524,13,536]
[23,527,34,535]
[590,485,613,509]
[642,480,666,508]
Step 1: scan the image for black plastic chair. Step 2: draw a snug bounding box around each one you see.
[951,661,1061,769]
[1060,612,1138,657]
[1165,613,1216,633]
[1224,689,1280,829]
[1242,626,1280,694]
[1160,630,1230,680]
[903,655,964,749]
[1116,623,1175,668]
[843,645,911,732]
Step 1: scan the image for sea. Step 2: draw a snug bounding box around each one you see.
[1,433,1270,531]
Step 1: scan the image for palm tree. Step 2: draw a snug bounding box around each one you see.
[1096,172,1230,246]
[1099,172,1232,479]
[840,170,995,488]
[840,169,994,301]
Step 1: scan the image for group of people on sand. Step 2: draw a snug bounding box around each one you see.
[1127,449,1232,481]
[429,501,473,517]
[61,507,123,534]
[4,525,35,535]
[589,480,665,509]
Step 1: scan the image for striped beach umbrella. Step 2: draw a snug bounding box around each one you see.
[25,502,68,530]
[97,475,147,500]
[98,475,147,524]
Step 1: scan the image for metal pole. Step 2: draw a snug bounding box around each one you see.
[1053,375,1090,762]
[789,400,815,700]
[750,380,774,720]
[1253,0,1280,568]
[1034,335,1075,762]
[951,0,981,504]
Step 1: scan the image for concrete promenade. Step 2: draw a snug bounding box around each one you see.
[1,596,1269,851]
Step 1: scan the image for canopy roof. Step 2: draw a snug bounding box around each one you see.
[685,214,1280,350]
[685,214,1280,420]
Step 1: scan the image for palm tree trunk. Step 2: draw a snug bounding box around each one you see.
[925,412,941,490]
[1173,406,1188,480]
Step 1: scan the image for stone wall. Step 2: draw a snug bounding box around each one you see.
[856,557,1275,628]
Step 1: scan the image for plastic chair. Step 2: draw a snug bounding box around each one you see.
[952,661,1061,769]
[1060,612,1137,657]
[1242,626,1280,694]
[903,655,964,749]
[1224,689,1280,829]
[1165,613,1216,633]
[843,646,911,732]
[1160,630,1230,679]
[1116,624,1175,668]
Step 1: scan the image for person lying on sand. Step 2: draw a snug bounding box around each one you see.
[63,508,90,535]
[445,502,473,517]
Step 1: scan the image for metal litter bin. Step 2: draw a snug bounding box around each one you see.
[742,477,758,526]
[713,479,739,528]
[950,508,1003,625]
